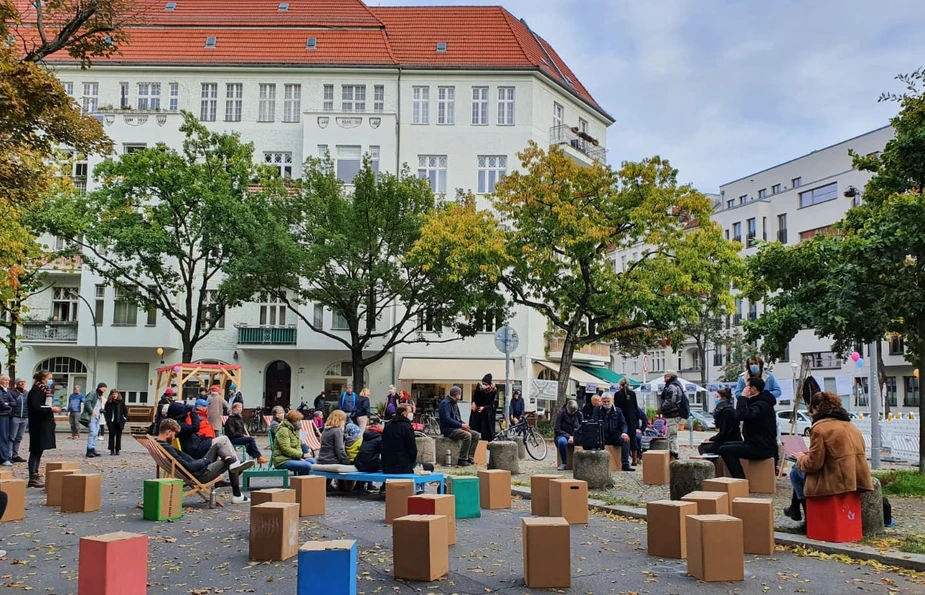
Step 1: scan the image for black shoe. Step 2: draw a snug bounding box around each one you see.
[91,450,102,457]
[784,492,803,521]
[669,452,679,461]
[622,465,635,472]
[11,456,25,463]
[457,459,472,467]
[86,451,98,458]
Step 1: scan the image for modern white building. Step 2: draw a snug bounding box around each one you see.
[612,125,915,414]
[6,0,617,413]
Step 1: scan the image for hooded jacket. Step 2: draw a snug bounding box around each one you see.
[735,390,778,457]
[554,408,583,440]
[710,400,742,445]
[167,401,210,458]
[381,415,417,474]
[354,428,383,472]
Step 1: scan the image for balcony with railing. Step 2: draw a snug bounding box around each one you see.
[546,337,610,362]
[549,125,607,164]
[23,321,78,342]
[237,326,297,346]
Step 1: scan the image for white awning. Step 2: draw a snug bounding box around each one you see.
[399,358,508,383]
[535,361,606,387]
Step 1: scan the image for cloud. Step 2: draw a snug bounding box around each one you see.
[373,0,925,190]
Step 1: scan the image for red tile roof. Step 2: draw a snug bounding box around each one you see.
[12,0,608,119]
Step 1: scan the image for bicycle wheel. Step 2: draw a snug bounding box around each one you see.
[524,427,548,461]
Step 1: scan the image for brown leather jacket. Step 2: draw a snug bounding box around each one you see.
[797,416,873,497]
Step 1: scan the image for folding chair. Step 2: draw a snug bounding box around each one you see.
[134,435,225,507]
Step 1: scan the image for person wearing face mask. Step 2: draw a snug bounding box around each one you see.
[381,403,418,475]
[593,393,633,471]
[697,387,741,455]
[735,357,781,399]
[719,376,778,480]
[269,406,285,437]
[27,370,61,487]
[384,385,399,420]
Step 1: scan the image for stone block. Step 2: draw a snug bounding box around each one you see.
[649,438,669,451]
[861,477,885,537]
[573,449,613,490]
[514,435,527,460]
[415,436,436,465]
[435,437,462,466]
[670,460,715,500]
[487,441,520,474]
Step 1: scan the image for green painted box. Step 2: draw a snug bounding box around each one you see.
[143,478,183,521]
[447,476,481,519]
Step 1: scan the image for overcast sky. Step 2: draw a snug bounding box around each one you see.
[375,0,925,191]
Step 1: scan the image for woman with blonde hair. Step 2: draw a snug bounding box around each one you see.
[356,388,371,432]
[317,409,351,465]
[272,409,315,475]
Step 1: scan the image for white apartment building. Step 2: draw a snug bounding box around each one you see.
[613,125,914,413]
[6,0,616,412]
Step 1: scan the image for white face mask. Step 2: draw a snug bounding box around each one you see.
[406,412,414,421]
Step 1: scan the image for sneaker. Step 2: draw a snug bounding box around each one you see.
[231,494,250,504]
[0,549,6,558]
[622,465,635,472]
[256,456,269,466]
[1,461,11,467]
[229,459,256,473]
[556,464,567,471]
[86,451,98,458]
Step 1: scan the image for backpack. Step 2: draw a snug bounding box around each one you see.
[679,391,690,420]
[579,420,604,450]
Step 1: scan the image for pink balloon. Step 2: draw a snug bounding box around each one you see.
[173,365,181,373]
[850,352,860,362]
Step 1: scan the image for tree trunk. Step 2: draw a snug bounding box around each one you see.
[876,341,889,418]
[557,331,578,408]
[351,349,365,393]
[6,326,17,380]
[699,339,708,389]
[181,339,194,365]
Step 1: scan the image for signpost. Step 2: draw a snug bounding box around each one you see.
[494,325,519,425]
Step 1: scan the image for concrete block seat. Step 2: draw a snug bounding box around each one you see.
[309,465,446,493]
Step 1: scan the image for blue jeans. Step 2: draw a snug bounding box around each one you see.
[0,416,10,462]
[790,466,806,500]
[556,436,570,463]
[87,416,100,451]
[279,457,315,475]
[10,418,27,459]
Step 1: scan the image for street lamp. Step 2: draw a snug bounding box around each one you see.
[156,347,164,365]
[75,293,98,395]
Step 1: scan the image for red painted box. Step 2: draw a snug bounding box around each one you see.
[78,531,148,594]
[806,491,862,543]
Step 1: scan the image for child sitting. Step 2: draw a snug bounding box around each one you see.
[344,423,363,462]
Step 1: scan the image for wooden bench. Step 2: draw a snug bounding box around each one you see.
[309,470,446,493]
[134,435,225,507]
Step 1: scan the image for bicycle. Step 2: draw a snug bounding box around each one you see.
[493,415,548,461]
[245,408,268,435]
[419,412,440,436]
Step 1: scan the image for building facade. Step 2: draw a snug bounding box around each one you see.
[6,0,616,412]
[613,125,913,413]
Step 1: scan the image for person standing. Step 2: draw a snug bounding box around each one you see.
[614,379,641,466]
[81,382,107,458]
[594,393,633,471]
[438,386,480,466]
[734,356,782,399]
[384,385,399,421]
[657,370,686,460]
[103,389,127,455]
[226,384,244,410]
[356,388,371,433]
[719,376,778,480]
[338,383,358,423]
[399,389,416,414]
[509,390,525,424]
[65,385,85,440]
[0,375,13,466]
[27,370,61,488]
[207,385,229,435]
[554,400,583,471]
[313,389,326,417]
[381,404,417,475]
[470,374,497,442]
[9,378,28,463]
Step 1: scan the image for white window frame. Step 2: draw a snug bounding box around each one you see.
[417,155,447,195]
[477,155,506,194]
[332,310,349,330]
[471,86,488,125]
[137,82,161,111]
[437,86,455,125]
[52,287,79,322]
[335,145,362,184]
[283,84,301,122]
[323,84,334,112]
[63,82,74,97]
[201,290,225,330]
[341,85,366,113]
[368,145,380,174]
[113,285,138,326]
[200,83,217,121]
[81,82,98,113]
[497,86,515,125]
[264,152,293,180]
[258,292,288,326]
[553,102,564,128]
[119,82,129,109]
[225,83,243,122]
[373,85,384,113]
[168,82,179,112]
[94,284,105,326]
[258,83,276,122]
[412,86,429,124]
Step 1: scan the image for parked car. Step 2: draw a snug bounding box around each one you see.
[689,410,716,431]
[777,410,812,436]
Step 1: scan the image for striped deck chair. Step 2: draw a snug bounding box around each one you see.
[300,420,322,455]
[134,434,224,507]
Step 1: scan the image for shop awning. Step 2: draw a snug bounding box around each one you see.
[535,361,604,387]
[576,364,642,388]
[398,358,508,383]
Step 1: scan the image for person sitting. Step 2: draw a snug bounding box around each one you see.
[581,394,601,420]
[719,376,778,480]
[438,386,480,467]
[224,402,268,465]
[167,401,236,461]
[510,390,525,425]
[594,393,633,471]
[698,387,741,455]
[194,399,216,439]
[785,391,873,524]
[382,403,418,475]
[155,419,253,504]
[312,410,324,431]
[354,421,384,473]
[272,410,316,475]
[344,423,363,462]
[635,404,648,455]
[268,406,285,437]
[153,387,175,435]
[317,409,351,465]
[554,400,583,471]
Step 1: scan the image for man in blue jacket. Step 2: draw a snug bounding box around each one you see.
[438,386,480,466]
[509,390,525,424]
[66,385,85,440]
[594,392,633,471]
[9,378,28,463]
[338,383,358,422]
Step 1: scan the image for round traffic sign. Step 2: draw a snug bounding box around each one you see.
[494,326,519,354]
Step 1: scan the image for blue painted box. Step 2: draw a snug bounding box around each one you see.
[298,540,357,595]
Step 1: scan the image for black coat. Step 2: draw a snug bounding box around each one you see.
[27,384,56,452]
[510,396,525,419]
[554,409,583,440]
[381,416,417,474]
[710,404,742,445]
[470,384,497,441]
[354,429,383,472]
[614,388,639,434]
[104,399,127,426]
[736,391,778,457]
[593,406,628,446]
[224,414,247,440]
[355,396,371,419]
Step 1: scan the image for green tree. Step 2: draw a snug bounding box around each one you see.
[418,143,742,405]
[674,296,733,387]
[37,113,275,363]
[243,161,506,390]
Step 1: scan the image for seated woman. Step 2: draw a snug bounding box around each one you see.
[697,387,741,455]
[317,409,351,465]
[272,410,316,476]
[786,391,873,523]
[344,423,363,462]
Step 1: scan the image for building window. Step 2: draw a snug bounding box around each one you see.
[649,350,666,372]
[799,182,837,208]
[419,308,443,333]
[52,287,79,322]
[323,84,334,112]
[81,82,98,113]
[889,335,905,355]
[799,225,835,241]
[318,145,329,159]
[472,308,503,333]
[341,84,366,113]
[225,83,243,122]
[771,184,781,195]
[757,188,767,199]
[886,377,898,407]
[94,284,105,325]
[713,346,724,367]
[145,299,157,326]
[201,290,225,330]
[63,82,74,97]
[579,118,588,134]
[168,83,179,112]
[417,155,447,194]
[264,152,293,179]
[113,285,138,326]
[258,292,288,326]
[748,301,758,321]
[733,298,743,326]
[313,304,324,328]
[805,351,842,369]
[437,86,455,125]
[777,214,788,243]
[258,83,276,122]
[792,176,802,188]
[724,229,729,240]
[119,82,130,109]
[904,376,920,407]
[332,310,349,330]
[368,145,380,174]
[497,86,515,125]
[553,102,564,128]
[738,194,747,204]
[68,153,88,195]
[726,199,734,209]
[471,86,488,125]
[123,143,146,154]
[477,155,506,194]
[137,82,160,110]
[200,83,217,121]
[412,86,429,124]
[746,218,756,244]
[732,222,742,242]
[335,145,362,183]
[282,84,301,122]
[373,85,384,113]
